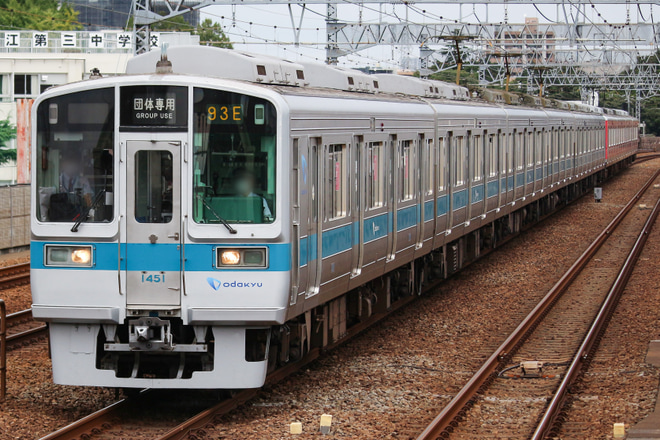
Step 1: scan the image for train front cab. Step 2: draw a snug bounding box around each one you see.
[31,78,291,389]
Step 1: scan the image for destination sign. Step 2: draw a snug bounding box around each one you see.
[206,105,244,124]
[120,85,188,128]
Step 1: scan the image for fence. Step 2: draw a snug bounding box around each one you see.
[0,185,30,251]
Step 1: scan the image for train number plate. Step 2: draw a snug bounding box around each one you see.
[141,272,166,283]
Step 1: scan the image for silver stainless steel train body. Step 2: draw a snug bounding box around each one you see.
[30,47,638,389]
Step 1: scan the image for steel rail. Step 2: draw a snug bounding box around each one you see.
[417,169,660,440]
[38,392,150,440]
[3,308,48,348]
[634,153,660,164]
[6,325,48,347]
[532,194,660,439]
[156,293,419,440]
[0,262,30,288]
[6,309,32,327]
[38,293,418,440]
[39,169,654,440]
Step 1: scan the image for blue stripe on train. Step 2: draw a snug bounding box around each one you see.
[453,188,468,209]
[472,183,484,203]
[31,241,292,272]
[424,200,434,221]
[437,195,448,216]
[488,180,499,198]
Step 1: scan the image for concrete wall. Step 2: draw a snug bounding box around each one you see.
[640,136,660,151]
[0,184,29,250]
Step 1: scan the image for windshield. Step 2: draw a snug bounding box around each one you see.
[36,88,114,223]
[192,87,277,224]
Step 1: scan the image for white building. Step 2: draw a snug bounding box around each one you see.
[0,30,199,184]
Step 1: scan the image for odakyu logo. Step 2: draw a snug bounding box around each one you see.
[206,277,263,291]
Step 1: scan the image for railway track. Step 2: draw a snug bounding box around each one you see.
[38,164,660,440]
[39,293,420,440]
[417,169,660,439]
[39,171,655,440]
[0,263,49,348]
[633,151,660,164]
[4,308,48,349]
[0,261,30,289]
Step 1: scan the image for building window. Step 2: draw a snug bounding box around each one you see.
[328,143,347,219]
[14,74,32,96]
[367,141,385,209]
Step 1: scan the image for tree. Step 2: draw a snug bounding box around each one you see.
[150,15,191,32]
[0,119,17,166]
[0,0,81,31]
[195,18,232,49]
[144,16,232,49]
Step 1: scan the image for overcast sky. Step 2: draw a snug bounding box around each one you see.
[199,3,657,68]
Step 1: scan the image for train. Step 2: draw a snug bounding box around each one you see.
[30,46,638,388]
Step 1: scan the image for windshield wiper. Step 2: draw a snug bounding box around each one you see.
[71,189,105,232]
[195,194,237,234]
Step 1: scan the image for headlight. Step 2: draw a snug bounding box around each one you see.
[217,248,267,268]
[71,248,91,264]
[220,250,241,265]
[45,245,93,267]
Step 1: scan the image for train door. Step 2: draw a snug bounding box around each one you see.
[387,135,398,261]
[351,135,364,277]
[417,133,434,250]
[306,137,322,297]
[496,130,504,209]
[471,131,486,221]
[434,133,449,247]
[290,137,305,306]
[504,131,513,205]
[524,129,532,198]
[466,131,473,224]
[445,132,454,233]
[125,140,182,309]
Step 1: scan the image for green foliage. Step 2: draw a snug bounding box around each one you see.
[544,85,581,102]
[0,119,17,166]
[151,15,191,32]
[428,66,479,87]
[195,18,232,49]
[143,16,232,49]
[641,96,660,136]
[0,0,81,31]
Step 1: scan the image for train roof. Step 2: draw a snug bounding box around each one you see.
[126,46,632,118]
[126,46,472,102]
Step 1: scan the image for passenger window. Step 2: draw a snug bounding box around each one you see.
[489,134,498,178]
[527,131,535,167]
[328,143,347,219]
[424,138,434,195]
[35,88,115,223]
[454,136,465,186]
[192,87,277,224]
[472,135,483,182]
[438,137,446,191]
[367,141,385,209]
[516,132,524,171]
[400,140,414,201]
[506,133,513,173]
[134,150,173,223]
